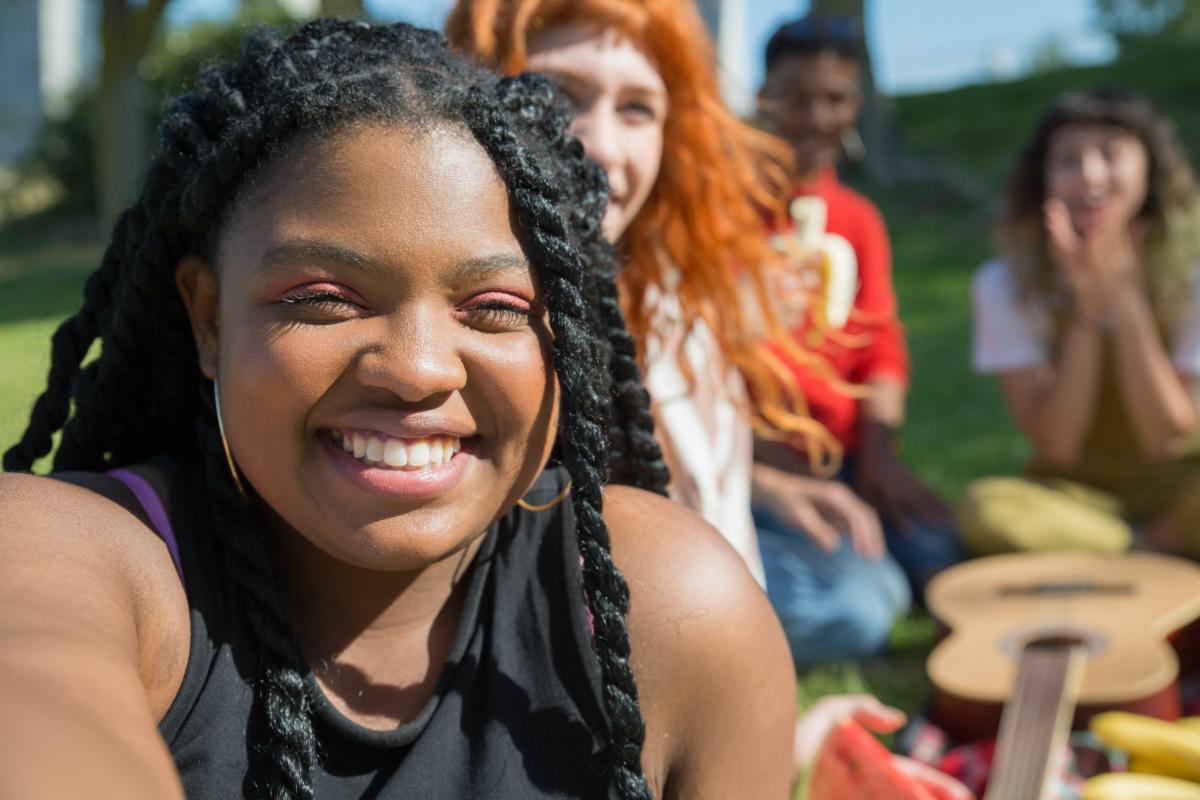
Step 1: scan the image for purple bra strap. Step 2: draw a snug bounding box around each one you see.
[107,468,185,586]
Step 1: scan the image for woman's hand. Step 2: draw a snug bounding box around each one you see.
[794,694,974,800]
[753,464,886,560]
[1044,198,1141,326]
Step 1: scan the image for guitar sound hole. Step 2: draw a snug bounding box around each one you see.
[1026,635,1087,651]
[998,582,1133,596]
[1000,627,1106,659]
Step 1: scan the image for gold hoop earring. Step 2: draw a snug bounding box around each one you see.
[516,479,572,512]
[213,377,248,500]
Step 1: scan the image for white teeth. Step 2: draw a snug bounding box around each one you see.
[382,439,408,468]
[336,430,461,471]
[408,441,430,467]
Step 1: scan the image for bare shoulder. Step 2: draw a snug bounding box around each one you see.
[0,469,180,582]
[0,470,189,714]
[601,486,795,799]
[601,485,763,624]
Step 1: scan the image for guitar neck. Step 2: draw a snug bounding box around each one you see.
[984,642,1087,800]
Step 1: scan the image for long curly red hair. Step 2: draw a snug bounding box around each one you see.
[447,0,840,467]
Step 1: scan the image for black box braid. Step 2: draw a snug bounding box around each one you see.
[4,19,668,800]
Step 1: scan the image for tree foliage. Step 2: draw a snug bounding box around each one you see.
[8,2,298,223]
[1095,0,1200,44]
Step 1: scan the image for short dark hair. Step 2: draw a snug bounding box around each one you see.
[764,13,864,72]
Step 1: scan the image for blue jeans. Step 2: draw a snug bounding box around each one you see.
[755,475,965,667]
[756,504,912,667]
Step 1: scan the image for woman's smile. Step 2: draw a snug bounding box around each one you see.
[322,428,476,500]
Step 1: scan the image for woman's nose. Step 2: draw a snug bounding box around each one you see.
[1080,147,1109,188]
[354,312,468,403]
[570,105,623,175]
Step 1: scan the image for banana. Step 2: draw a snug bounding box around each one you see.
[1083,773,1200,800]
[1132,754,1196,778]
[1091,712,1200,782]
[1180,718,1200,733]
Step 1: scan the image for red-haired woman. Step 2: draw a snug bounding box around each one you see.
[448,0,912,666]
[448,4,972,796]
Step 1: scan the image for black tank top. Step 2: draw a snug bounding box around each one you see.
[153,458,613,798]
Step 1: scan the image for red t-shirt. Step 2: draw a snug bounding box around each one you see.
[771,169,909,453]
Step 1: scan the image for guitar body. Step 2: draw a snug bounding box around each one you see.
[927,552,1200,744]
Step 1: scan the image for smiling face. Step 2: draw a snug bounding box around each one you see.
[526,23,667,242]
[1044,123,1150,234]
[758,50,861,179]
[177,124,558,571]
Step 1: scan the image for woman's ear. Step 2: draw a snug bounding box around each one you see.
[175,255,220,380]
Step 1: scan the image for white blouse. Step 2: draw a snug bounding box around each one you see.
[971,258,1200,375]
[642,289,765,587]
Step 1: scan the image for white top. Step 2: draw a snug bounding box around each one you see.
[642,289,765,587]
[971,258,1200,375]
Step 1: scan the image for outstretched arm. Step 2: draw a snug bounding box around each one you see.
[604,486,796,799]
[0,473,188,800]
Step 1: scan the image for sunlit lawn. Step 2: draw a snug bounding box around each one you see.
[0,214,102,460]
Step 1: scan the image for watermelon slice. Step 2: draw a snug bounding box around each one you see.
[802,717,938,800]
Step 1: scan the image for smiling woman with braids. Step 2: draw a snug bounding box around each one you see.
[0,20,793,799]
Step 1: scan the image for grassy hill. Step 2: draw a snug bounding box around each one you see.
[893,37,1200,192]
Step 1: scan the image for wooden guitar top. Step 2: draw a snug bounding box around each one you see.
[927,552,1200,705]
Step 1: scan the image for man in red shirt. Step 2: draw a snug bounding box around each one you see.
[751,14,964,666]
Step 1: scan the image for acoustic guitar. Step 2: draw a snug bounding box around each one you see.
[925,551,1200,800]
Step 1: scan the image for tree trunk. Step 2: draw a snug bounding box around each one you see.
[95,0,169,231]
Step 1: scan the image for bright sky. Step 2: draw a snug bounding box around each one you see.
[167,0,1118,96]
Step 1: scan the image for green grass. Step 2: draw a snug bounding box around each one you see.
[0,213,100,453]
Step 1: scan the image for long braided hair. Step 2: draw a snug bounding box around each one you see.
[4,20,667,800]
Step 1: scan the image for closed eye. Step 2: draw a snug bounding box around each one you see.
[282,290,355,307]
[458,293,535,330]
[277,283,368,322]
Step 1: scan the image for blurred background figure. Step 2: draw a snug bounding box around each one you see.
[959,88,1200,558]
[451,0,932,669]
[448,0,842,595]
[751,13,963,671]
[448,3,972,795]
